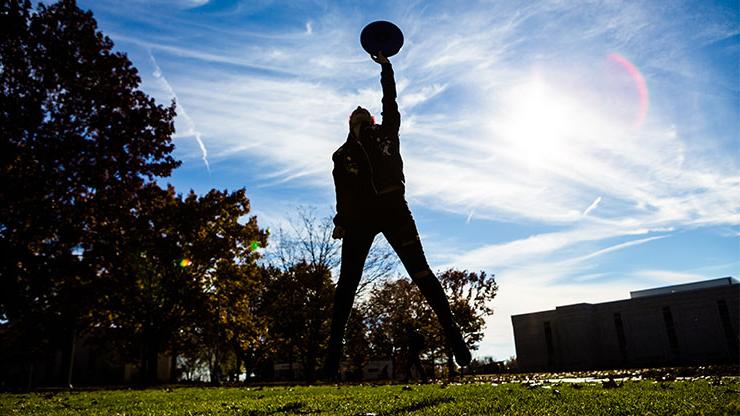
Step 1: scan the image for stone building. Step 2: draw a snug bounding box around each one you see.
[511,277,739,372]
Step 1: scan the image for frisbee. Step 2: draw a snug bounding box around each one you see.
[360,21,404,57]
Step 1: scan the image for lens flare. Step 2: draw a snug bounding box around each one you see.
[249,240,261,251]
[607,53,649,128]
[179,258,192,267]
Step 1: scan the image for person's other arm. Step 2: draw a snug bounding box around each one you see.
[331,152,348,239]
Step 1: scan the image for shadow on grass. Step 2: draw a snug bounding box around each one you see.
[381,396,455,415]
[246,401,309,415]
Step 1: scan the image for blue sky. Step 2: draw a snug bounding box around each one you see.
[75,0,738,360]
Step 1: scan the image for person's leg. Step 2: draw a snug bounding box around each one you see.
[382,201,472,367]
[324,227,376,379]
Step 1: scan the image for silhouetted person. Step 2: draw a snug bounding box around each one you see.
[324,51,471,380]
[404,325,428,383]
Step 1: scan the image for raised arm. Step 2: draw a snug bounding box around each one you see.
[372,52,400,133]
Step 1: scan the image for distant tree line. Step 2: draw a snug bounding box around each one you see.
[0,0,498,389]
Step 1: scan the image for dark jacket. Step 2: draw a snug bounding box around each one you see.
[332,63,404,227]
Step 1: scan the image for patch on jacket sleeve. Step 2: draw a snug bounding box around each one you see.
[375,136,392,156]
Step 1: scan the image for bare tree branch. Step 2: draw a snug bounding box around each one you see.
[264,206,399,297]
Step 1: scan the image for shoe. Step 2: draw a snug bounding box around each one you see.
[451,331,471,367]
[323,348,341,382]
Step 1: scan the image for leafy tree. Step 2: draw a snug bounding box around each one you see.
[438,269,498,375]
[183,188,267,385]
[262,262,334,382]
[0,0,272,388]
[363,269,497,379]
[364,278,434,379]
[104,186,267,385]
[344,306,370,380]
[0,0,179,387]
[102,184,198,385]
[234,264,280,382]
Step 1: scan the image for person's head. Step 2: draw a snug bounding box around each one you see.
[349,106,374,132]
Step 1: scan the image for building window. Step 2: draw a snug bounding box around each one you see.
[662,306,680,359]
[717,299,739,358]
[544,321,555,368]
[613,312,627,363]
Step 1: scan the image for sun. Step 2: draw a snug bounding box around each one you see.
[492,76,592,173]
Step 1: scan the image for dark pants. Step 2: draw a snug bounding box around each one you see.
[325,194,461,377]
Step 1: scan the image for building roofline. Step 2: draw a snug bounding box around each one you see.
[510,276,737,319]
[630,276,737,299]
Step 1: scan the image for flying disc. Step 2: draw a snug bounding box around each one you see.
[360,21,404,57]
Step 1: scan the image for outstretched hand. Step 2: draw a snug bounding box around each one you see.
[371,51,390,64]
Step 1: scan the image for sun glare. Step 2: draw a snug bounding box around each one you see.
[496,77,587,171]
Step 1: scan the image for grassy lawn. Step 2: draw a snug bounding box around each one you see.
[2,377,738,415]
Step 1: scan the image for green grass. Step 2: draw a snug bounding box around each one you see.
[2,378,738,415]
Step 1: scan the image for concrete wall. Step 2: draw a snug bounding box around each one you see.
[512,284,739,372]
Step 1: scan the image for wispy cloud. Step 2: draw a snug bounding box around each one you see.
[130,0,210,10]
[465,210,474,224]
[148,51,210,172]
[582,196,602,217]
[443,226,669,278]
[574,235,669,263]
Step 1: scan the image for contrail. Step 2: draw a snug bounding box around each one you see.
[575,235,669,263]
[582,196,602,217]
[148,51,210,172]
